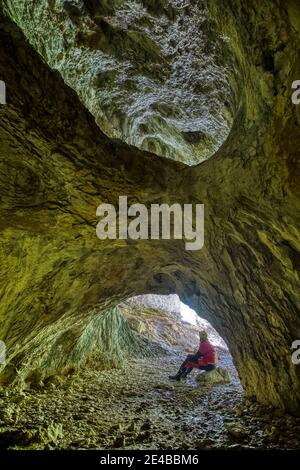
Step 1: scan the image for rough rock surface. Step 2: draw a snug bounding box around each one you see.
[121,301,202,354]
[0,0,300,418]
[195,368,231,385]
[126,295,228,350]
[0,351,299,450]
[0,0,233,164]
[119,300,227,356]
[127,294,181,319]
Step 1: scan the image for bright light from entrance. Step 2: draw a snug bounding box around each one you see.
[180,301,228,350]
[180,302,200,326]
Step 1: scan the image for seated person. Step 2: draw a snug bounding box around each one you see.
[169,330,217,381]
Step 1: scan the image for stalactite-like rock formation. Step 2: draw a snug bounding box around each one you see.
[0,1,300,415]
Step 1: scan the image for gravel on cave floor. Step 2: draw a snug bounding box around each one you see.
[0,351,300,450]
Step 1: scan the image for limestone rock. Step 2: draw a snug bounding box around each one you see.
[120,301,202,353]
[0,0,233,164]
[128,294,181,320]
[0,423,63,448]
[28,423,64,445]
[195,368,231,385]
[154,383,174,391]
[224,422,248,440]
[0,403,20,424]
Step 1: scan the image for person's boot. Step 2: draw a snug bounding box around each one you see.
[181,368,193,379]
[169,368,185,381]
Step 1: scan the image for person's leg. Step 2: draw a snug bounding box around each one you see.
[180,354,198,369]
[198,364,215,372]
[172,357,201,380]
[181,367,193,378]
[195,364,216,380]
[169,354,197,380]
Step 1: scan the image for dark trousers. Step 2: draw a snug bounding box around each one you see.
[179,352,216,374]
[180,352,201,370]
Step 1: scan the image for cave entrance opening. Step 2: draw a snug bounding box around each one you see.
[122,294,240,386]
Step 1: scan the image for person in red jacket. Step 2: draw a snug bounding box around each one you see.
[169,331,217,381]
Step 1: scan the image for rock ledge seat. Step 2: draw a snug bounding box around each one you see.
[195,368,231,385]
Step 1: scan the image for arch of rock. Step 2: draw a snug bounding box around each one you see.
[0,1,299,414]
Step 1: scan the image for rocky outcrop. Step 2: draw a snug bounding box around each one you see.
[120,297,227,353]
[0,423,63,449]
[195,367,231,385]
[120,301,200,353]
[0,1,300,415]
[127,294,181,319]
[0,0,233,164]
[0,304,154,388]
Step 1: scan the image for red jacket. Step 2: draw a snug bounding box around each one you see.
[198,340,217,366]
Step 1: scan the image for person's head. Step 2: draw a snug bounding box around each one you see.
[199,330,208,342]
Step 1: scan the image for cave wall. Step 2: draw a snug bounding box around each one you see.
[0,0,234,164]
[0,1,300,414]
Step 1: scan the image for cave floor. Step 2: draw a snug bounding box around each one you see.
[1,351,300,450]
